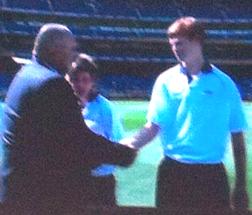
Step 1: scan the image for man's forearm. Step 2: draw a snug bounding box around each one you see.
[123,122,159,149]
[232,132,247,187]
[231,132,249,209]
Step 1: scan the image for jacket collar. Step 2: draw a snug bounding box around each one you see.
[32,55,61,75]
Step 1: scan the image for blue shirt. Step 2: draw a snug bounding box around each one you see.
[0,102,4,134]
[0,102,4,201]
[83,94,123,176]
[147,64,247,164]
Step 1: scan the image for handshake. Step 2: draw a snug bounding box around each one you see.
[117,123,159,167]
[114,137,139,167]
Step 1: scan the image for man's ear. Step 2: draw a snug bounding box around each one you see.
[43,46,58,65]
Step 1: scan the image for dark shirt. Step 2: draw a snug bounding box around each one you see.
[0,61,133,214]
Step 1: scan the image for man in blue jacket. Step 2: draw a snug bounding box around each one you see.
[0,23,135,214]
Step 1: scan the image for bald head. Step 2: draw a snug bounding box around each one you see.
[33,23,77,74]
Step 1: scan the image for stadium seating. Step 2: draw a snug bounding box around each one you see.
[0,0,251,100]
[50,0,96,14]
[99,73,155,99]
[2,20,252,45]
[0,73,15,99]
[236,77,252,100]
[4,0,50,11]
[1,0,252,20]
[222,0,252,19]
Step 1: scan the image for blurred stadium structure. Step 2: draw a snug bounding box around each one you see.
[0,0,252,100]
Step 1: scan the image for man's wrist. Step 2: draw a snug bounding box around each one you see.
[120,137,139,149]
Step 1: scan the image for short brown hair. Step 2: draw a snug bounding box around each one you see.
[167,17,206,43]
[68,53,98,81]
[68,53,99,101]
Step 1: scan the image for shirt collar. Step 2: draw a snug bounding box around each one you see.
[179,61,212,84]
[180,61,212,75]
[32,55,60,75]
[201,60,212,73]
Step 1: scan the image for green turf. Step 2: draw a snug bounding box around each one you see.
[115,101,148,131]
[114,100,252,208]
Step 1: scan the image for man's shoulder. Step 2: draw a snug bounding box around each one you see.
[211,65,236,88]
[155,64,181,83]
[22,62,61,81]
[15,62,62,90]
[10,63,71,104]
[162,64,180,75]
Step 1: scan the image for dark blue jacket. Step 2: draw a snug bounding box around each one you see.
[0,61,132,214]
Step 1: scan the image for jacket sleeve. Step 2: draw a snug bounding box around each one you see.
[35,77,134,169]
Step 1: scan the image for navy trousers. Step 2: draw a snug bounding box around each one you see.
[156,157,230,211]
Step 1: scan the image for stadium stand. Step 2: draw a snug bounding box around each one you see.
[4,0,51,11]
[0,0,252,100]
[98,73,155,99]
[1,0,252,20]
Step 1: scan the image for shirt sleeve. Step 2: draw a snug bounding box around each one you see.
[229,82,248,132]
[101,98,123,142]
[147,75,169,126]
[110,103,124,141]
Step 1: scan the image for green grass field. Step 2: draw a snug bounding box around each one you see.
[114,101,252,208]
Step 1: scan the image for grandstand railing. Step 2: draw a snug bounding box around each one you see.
[1,7,252,30]
[1,6,252,64]
[1,1,252,101]
[1,0,252,21]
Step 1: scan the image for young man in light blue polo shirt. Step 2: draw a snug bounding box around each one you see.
[121,17,248,213]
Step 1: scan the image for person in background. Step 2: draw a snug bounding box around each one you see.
[0,46,21,203]
[67,53,124,206]
[0,23,136,214]
[121,17,248,213]
[0,46,21,104]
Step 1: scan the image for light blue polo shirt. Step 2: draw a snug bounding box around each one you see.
[147,64,247,164]
[83,94,123,176]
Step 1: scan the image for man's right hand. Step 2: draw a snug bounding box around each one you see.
[115,144,137,167]
[120,122,160,150]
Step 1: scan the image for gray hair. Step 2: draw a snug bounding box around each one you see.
[32,23,73,59]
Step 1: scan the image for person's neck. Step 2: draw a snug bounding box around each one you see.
[181,54,205,76]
